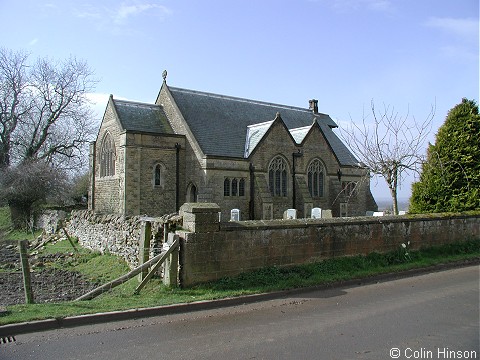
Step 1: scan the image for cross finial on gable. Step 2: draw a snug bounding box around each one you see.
[162,70,168,83]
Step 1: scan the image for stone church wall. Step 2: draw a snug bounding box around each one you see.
[157,87,207,204]
[123,133,185,216]
[93,105,125,215]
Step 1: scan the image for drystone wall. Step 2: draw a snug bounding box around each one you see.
[36,210,68,234]
[65,210,166,267]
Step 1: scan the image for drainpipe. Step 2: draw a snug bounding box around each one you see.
[89,141,96,211]
[292,150,303,210]
[175,143,181,212]
[249,163,255,220]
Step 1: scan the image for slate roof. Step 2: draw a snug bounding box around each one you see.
[289,125,312,144]
[244,120,274,158]
[168,86,358,166]
[113,98,173,134]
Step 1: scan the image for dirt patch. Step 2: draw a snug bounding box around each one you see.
[0,240,98,306]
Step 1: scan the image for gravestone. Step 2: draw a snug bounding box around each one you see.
[283,209,297,219]
[311,207,322,219]
[373,211,384,217]
[322,209,333,218]
[230,209,241,221]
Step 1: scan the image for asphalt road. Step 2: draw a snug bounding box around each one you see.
[1,266,479,360]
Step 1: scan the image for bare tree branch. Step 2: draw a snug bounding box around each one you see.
[0,48,32,169]
[340,100,434,214]
[0,48,98,227]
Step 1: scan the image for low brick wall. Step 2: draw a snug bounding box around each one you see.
[178,204,480,286]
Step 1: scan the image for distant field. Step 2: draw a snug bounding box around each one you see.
[375,198,409,212]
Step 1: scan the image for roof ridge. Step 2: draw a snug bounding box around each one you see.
[169,86,310,114]
[113,98,159,108]
[290,124,313,132]
[247,119,275,129]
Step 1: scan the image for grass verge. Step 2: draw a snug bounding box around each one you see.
[0,207,42,241]
[1,238,479,326]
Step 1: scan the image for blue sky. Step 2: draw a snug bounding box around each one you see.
[1,0,478,204]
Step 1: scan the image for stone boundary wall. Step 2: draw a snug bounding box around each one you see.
[36,210,68,234]
[65,210,166,267]
[61,206,480,287]
[178,204,480,286]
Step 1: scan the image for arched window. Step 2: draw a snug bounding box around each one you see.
[231,178,238,196]
[153,163,166,187]
[187,183,197,202]
[268,156,288,197]
[100,133,115,177]
[224,178,246,197]
[224,178,230,196]
[307,159,324,198]
[239,178,245,197]
[154,164,161,186]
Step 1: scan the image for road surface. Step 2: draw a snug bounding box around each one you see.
[1,265,479,360]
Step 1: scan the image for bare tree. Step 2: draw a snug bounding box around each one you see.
[340,101,434,215]
[0,48,31,169]
[0,48,97,227]
[11,54,97,170]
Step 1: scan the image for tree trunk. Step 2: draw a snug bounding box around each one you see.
[387,168,399,215]
[389,188,398,215]
[8,203,32,230]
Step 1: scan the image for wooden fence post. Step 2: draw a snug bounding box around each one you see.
[163,233,179,286]
[138,221,151,282]
[18,240,34,304]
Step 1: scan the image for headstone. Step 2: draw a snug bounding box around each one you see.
[263,203,273,220]
[373,211,384,217]
[230,209,241,221]
[322,209,333,218]
[311,207,322,219]
[398,211,406,215]
[283,209,297,219]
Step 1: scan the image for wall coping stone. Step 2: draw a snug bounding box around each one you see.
[219,213,480,232]
[180,203,221,214]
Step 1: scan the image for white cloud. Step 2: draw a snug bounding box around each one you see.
[72,1,172,35]
[74,5,103,20]
[113,2,172,24]
[28,38,38,46]
[322,0,394,13]
[425,17,479,41]
[425,17,479,61]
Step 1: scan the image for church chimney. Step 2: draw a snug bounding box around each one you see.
[309,99,318,113]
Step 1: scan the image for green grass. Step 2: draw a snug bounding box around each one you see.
[0,207,42,241]
[35,239,131,283]
[1,238,478,326]
[0,207,10,230]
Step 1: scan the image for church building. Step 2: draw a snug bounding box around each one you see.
[89,73,377,220]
